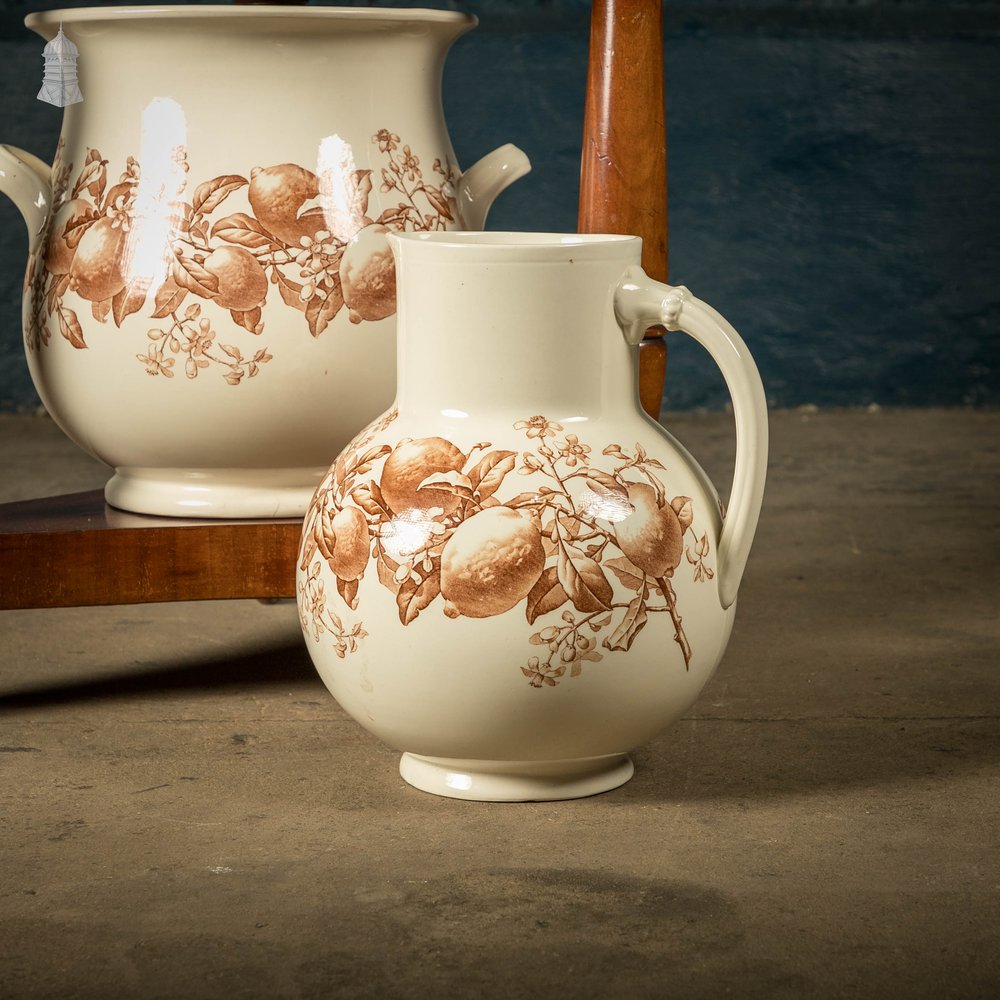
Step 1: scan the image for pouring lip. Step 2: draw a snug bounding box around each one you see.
[25,5,477,32]
[390,231,643,262]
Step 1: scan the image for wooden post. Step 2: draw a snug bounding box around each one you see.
[579,0,668,420]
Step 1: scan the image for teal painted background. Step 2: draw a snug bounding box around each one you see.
[1,1,998,412]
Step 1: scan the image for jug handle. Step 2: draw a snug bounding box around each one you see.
[0,145,53,254]
[455,143,530,230]
[614,265,768,609]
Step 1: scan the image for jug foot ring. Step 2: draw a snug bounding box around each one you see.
[398,752,634,802]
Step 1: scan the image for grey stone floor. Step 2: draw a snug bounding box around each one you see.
[0,408,997,999]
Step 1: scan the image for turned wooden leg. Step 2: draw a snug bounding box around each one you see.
[579,0,668,420]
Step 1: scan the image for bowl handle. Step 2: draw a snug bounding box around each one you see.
[0,145,53,254]
[615,265,768,609]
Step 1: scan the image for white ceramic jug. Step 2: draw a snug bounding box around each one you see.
[297,232,768,801]
[0,6,528,517]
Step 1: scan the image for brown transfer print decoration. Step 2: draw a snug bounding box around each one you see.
[299,413,716,686]
[25,132,459,383]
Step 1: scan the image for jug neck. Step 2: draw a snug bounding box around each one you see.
[389,233,643,424]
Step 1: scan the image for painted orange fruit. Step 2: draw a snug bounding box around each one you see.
[613,482,684,578]
[204,246,268,311]
[339,224,396,324]
[380,437,466,516]
[247,163,326,248]
[440,506,545,619]
[327,506,370,581]
[68,217,127,302]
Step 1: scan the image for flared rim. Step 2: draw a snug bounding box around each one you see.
[26,5,475,29]
[390,232,642,260]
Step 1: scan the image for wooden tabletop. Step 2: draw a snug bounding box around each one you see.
[0,490,300,609]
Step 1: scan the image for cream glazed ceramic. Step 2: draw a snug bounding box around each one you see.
[0,6,529,517]
[297,232,769,801]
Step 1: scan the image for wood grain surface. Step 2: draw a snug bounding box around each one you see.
[0,490,300,609]
[578,0,669,418]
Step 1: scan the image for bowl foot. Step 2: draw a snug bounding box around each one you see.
[105,467,325,518]
[399,752,634,802]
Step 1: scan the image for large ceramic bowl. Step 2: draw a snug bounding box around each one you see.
[0,6,529,516]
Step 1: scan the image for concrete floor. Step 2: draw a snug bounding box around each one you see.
[0,407,997,999]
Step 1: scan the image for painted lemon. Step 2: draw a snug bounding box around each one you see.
[68,217,127,302]
[440,506,545,618]
[204,246,268,311]
[339,224,396,324]
[613,482,684,578]
[327,506,370,581]
[380,437,466,516]
[248,163,325,248]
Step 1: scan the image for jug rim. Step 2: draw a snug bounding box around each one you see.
[26,5,476,31]
[390,231,642,262]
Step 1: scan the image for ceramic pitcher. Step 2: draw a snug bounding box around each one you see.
[0,6,528,517]
[297,232,768,801]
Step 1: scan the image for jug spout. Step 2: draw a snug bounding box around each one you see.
[0,145,53,254]
[456,144,530,229]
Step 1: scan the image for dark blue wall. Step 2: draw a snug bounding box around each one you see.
[2,1,998,411]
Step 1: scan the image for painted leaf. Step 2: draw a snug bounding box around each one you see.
[305,283,344,338]
[470,450,517,499]
[376,206,408,227]
[349,169,374,220]
[274,271,307,313]
[376,549,403,595]
[423,186,454,222]
[172,256,219,298]
[169,199,194,234]
[72,157,105,201]
[91,297,112,323]
[336,576,360,611]
[604,555,647,592]
[211,212,272,249]
[351,484,385,518]
[299,534,318,573]
[151,278,188,319]
[313,507,336,564]
[603,597,648,653]
[61,208,100,250]
[525,566,570,625]
[192,175,248,216]
[671,496,694,532]
[57,308,86,349]
[112,284,148,327]
[417,469,474,499]
[356,444,392,468]
[45,273,69,316]
[557,544,613,613]
[585,470,628,498]
[396,571,441,626]
[231,307,262,335]
[295,206,329,233]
